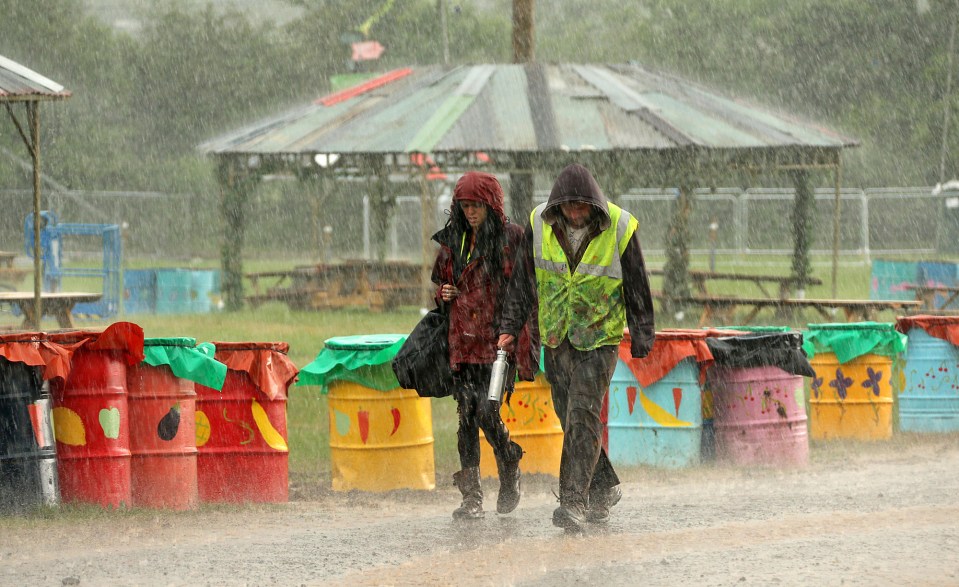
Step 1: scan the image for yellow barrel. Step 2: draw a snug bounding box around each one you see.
[480,374,563,478]
[328,382,435,491]
[808,353,893,440]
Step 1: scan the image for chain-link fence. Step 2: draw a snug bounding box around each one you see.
[1,184,949,262]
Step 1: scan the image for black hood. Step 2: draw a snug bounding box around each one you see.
[542,163,611,231]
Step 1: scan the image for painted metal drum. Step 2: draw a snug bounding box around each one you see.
[479,374,563,478]
[51,346,131,508]
[328,382,434,491]
[708,365,809,466]
[808,353,894,440]
[900,327,959,432]
[128,361,199,509]
[195,342,297,503]
[0,355,58,512]
[608,357,702,468]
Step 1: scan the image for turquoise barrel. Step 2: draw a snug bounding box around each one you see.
[608,330,705,469]
[896,316,959,432]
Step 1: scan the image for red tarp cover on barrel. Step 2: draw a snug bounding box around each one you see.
[45,322,145,366]
[896,315,959,347]
[211,342,299,400]
[0,332,73,380]
[619,329,746,387]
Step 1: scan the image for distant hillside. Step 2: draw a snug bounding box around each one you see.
[81,0,305,33]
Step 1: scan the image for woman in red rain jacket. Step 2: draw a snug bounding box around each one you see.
[431,171,539,520]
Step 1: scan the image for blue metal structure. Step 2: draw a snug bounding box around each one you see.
[24,212,121,319]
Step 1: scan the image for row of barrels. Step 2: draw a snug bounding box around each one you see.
[310,318,958,491]
[0,325,298,512]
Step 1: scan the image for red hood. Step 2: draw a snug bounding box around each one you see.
[452,171,507,224]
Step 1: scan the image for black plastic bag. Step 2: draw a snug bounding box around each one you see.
[391,308,454,398]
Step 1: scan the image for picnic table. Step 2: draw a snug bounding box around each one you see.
[0,251,15,268]
[246,259,421,312]
[647,268,824,300]
[904,284,959,310]
[666,294,922,327]
[0,291,103,328]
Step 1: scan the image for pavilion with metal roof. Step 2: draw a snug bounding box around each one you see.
[1,54,72,328]
[200,62,858,310]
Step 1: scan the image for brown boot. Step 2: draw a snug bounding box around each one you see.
[452,468,484,520]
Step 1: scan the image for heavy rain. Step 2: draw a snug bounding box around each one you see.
[1,0,959,585]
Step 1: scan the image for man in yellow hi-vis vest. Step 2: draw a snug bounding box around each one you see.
[498,163,655,531]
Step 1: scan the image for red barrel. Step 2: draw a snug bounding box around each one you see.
[128,354,198,510]
[48,324,143,509]
[194,342,298,503]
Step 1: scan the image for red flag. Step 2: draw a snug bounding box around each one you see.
[351,41,385,61]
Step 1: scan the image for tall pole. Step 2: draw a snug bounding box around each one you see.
[832,152,842,300]
[29,102,42,330]
[940,13,957,183]
[439,0,450,66]
[512,0,535,64]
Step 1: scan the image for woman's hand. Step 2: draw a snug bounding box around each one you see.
[497,334,516,352]
[441,284,460,302]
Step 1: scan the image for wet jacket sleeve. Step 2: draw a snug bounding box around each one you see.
[499,223,537,338]
[622,233,655,358]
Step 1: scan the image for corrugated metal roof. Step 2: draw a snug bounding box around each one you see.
[199,62,857,156]
[0,55,70,101]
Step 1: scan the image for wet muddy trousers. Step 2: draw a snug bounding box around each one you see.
[544,340,621,508]
[452,364,523,515]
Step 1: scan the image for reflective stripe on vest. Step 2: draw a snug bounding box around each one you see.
[531,202,638,350]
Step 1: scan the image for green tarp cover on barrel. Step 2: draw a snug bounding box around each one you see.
[803,322,906,363]
[141,337,227,390]
[298,334,406,393]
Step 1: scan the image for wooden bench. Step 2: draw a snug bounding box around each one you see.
[660,294,922,327]
[245,260,422,312]
[648,268,824,300]
[0,291,103,329]
[904,284,959,310]
[0,267,29,290]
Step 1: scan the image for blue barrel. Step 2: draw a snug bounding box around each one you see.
[870,259,918,301]
[918,261,959,309]
[900,327,959,432]
[607,357,702,468]
[189,270,219,314]
[155,269,192,314]
[123,269,157,314]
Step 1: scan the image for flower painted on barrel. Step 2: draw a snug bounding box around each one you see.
[811,375,824,399]
[861,367,883,397]
[829,368,853,400]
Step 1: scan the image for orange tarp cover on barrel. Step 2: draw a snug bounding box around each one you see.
[46,322,145,366]
[0,332,73,380]
[619,328,747,387]
[211,342,299,400]
[896,315,959,347]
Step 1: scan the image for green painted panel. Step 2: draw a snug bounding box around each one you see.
[552,95,610,150]
[484,65,538,150]
[687,86,850,147]
[405,94,476,153]
[642,92,765,148]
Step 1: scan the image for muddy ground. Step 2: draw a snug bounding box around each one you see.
[2,435,958,586]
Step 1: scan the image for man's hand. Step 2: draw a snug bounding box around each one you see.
[497,333,516,352]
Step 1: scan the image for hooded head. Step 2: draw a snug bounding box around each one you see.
[543,163,611,231]
[452,171,507,224]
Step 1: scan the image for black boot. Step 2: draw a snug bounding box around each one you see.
[552,490,588,531]
[586,484,623,524]
[495,451,522,514]
[452,468,484,520]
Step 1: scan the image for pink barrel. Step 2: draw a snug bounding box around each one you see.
[708,365,809,466]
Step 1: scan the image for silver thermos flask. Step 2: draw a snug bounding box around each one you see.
[487,349,509,402]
